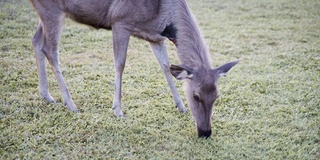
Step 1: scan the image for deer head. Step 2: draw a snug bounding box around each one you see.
[170,60,239,138]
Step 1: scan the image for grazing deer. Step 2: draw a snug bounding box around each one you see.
[30,0,239,138]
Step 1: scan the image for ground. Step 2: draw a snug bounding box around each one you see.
[0,0,319,159]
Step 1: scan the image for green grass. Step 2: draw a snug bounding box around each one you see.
[1,0,319,159]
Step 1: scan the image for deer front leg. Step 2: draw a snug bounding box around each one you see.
[111,24,131,117]
[149,41,187,113]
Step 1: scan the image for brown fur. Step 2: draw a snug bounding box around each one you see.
[30,0,239,138]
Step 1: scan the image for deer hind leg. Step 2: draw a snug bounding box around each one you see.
[32,23,55,103]
[32,11,78,112]
[149,41,187,113]
[111,24,131,117]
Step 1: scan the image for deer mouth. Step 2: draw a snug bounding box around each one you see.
[197,128,212,138]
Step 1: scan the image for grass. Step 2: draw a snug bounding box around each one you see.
[0,0,319,159]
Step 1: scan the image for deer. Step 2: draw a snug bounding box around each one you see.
[29,0,239,138]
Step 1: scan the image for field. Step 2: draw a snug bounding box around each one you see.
[1,0,319,159]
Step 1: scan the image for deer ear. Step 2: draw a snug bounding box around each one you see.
[215,60,240,77]
[170,65,193,80]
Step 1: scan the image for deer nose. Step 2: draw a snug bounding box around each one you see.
[197,128,212,138]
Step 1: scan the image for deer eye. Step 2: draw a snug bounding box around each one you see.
[193,93,200,102]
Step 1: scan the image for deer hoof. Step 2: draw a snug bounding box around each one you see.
[176,103,187,113]
[114,111,124,117]
[178,107,188,114]
[64,100,79,113]
[41,93,56,103]
[113,108,124,117]
[70,108,80,113]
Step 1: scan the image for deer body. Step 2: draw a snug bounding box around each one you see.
[30,0,238,138]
